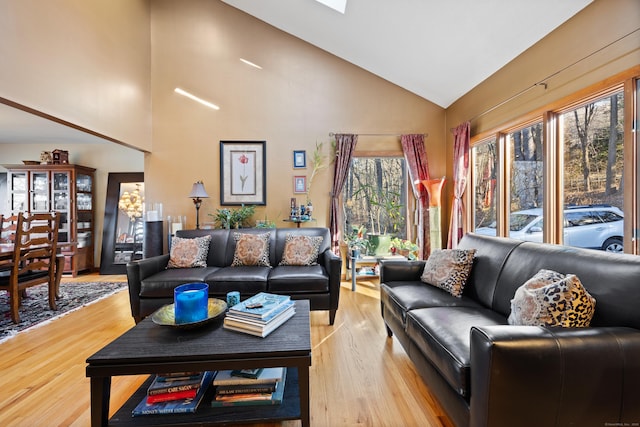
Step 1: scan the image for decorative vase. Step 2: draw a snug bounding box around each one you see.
[421,178,446,252]
[368,234,392,256]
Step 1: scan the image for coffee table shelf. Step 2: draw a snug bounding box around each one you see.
[107,368,301,426]
[86,300,311,427]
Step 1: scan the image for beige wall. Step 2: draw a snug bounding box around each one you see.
[0,0,152,150]
[147,0,445,229]
[0,144,144,264]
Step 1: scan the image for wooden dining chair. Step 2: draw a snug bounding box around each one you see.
[0,212,60,323]
[0,213,19,243]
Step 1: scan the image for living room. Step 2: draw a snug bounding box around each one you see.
[0,0,639,426]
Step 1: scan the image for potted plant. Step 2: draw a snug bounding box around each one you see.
[344,225,369,259]
[209,204,256,229]
[358,187,404,255]
[390,238,419,260]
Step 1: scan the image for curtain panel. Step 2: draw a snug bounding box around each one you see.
[400,134,430,259]
[447,122,470,248]
[329,134,358,253]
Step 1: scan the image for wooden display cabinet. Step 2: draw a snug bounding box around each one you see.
[4,163,96,276]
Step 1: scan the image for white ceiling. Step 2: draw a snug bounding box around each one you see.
[0,0,593,146]
[222,0,593,107]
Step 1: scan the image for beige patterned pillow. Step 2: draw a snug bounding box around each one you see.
[508,269,596,327]
[279,234,323,266]
[167,235,211,268]
[231,232,271,267]
[420,249,476,297]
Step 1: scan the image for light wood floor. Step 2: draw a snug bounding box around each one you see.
[0,274,453,427]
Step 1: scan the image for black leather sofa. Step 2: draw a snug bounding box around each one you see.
[380,233,640,427]
[126,227,341,325]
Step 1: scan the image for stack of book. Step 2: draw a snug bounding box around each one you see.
[132,371,215,416]
[223,292,295,337]
[211,367,287,407]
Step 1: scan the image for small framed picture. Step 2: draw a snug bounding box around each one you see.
[293,150,306,169]
[293,176,307,194]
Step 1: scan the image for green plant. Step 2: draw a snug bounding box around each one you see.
[305,140,335,202]
[209,204,256,229]
[344,225,370,254]
[390,237,419,260]
[354,184,404,235]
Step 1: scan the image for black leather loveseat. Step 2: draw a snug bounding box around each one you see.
[126,227,341,325]
[380,232,640,427]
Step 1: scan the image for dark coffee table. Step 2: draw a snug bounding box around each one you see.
[86,300,311,427]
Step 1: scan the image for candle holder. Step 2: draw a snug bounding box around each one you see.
[174,283,209,324]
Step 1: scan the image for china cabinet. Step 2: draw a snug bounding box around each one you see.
[4,164,96,276]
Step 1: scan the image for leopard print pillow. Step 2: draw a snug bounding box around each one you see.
[420,249,476,297]
[508,269,596,327]
[231,232,271,267]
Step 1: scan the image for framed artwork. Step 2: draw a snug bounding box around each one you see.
[220,141,266,205]
[293,175,307,194]
[293,150,306,169]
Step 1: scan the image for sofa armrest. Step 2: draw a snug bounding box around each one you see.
[125,254,170,323]
[379,260,425,283]
[320,249,342,324]
[470,325,640,427]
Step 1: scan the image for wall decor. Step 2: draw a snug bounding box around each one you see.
[220,141,266,205]
[293,150,306,168]
[293,175,307,194]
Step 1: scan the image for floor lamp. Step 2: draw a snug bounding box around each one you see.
[188,181,209,229]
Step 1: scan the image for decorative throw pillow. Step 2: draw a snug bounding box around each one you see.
[231,232,271,267]
[420,249,476,297]
[508,269,596,327]
[279,234,323,266]
[167,235,211,269]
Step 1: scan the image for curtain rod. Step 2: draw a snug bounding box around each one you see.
[463,26,640,126]
[329,132,428,138]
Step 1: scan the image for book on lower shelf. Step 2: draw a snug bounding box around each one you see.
[224,293,295,337]
[131,371,215,416]
[211,367,287,407]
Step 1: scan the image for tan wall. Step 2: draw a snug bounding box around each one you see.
[147,0,445,230]
[0,144,144,265]
[0,0,152,150]
[445,0,640,231]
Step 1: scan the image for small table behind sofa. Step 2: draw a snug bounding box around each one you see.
[126,227,341,325]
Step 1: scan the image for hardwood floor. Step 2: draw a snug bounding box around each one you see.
[0,274,453,427]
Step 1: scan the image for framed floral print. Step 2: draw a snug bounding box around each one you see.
[220,141,266,205]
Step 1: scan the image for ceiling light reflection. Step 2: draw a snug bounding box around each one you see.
[174,88,220,110]
[240,58,263,69]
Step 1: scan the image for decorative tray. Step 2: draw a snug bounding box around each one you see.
[151,298,227,329]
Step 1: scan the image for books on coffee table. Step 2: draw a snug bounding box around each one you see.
[211,367,287,407]
[224,293,295,337]
[131,371,215,416]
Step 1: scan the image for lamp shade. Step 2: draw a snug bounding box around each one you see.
[188,181,209,199]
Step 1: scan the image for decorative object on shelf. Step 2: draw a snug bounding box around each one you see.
[188,181,209,229]
[51,149,69,164]
[151,298,227,329]
[40,151,52,164]
[293,176,306,194]
[174,282,209,324]
[220,140,266,205]
[421,177,446,252]
[293,150,306,168]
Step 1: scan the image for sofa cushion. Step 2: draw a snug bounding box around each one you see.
[204,266,270,294]
[508,269,596,327]
[231,232,271,267]
[268,265,329,293]
[406,306,507,398]
[381,281,484,327]
[140,267,219,297]
[420,249,476,297]
[167,235,211,268]
[278,234,323,266]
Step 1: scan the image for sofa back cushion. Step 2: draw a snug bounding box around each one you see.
[176,229,230,267]
[496,242,640,329]
[274,227,331,266]
[457,233,522,309]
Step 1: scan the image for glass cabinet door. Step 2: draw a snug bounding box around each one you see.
[52,171,70,243]
[9,172,27,212]
[76,173,93,249]
[30,171,50,212]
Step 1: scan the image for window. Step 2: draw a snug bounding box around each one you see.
[472,139,497,234]
[343,157,408,240]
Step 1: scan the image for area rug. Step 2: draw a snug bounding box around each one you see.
[0,281,127,343]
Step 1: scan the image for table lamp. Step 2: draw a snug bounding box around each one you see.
[188,181,209,229]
